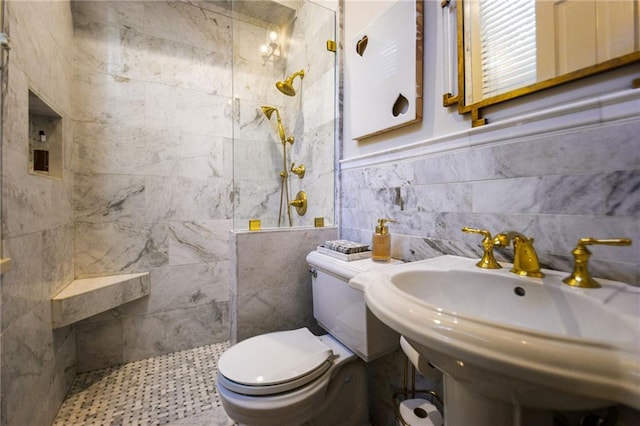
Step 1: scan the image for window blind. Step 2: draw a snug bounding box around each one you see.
[479,0,537,98]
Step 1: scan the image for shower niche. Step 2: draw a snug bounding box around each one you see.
[28,90,63,179]
[231,0,336,230]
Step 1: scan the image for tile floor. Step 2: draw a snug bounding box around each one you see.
[54,342,235,426]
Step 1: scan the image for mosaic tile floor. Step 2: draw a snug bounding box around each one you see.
[54,342,234,426]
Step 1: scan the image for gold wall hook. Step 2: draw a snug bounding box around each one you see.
[290,163,305,178]
[461,227,501,269]
[290,191,307,215]
[563,237,632,288]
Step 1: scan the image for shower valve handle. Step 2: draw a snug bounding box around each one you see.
[290,163,305,178]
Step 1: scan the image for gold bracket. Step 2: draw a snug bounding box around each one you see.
[471,108,486,127]
[441,0,450,8]
[290,191,307,216]
[632,78,640,89]
[326,40,336,52]
[443,93,459,107]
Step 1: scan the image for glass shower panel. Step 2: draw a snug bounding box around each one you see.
[231,1,336,230]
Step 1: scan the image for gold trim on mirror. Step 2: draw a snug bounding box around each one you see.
[445,0,640,127]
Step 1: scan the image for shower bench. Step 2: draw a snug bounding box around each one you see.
[51,272,150,328]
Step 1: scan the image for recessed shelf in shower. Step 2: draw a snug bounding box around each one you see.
[28,89,63,179]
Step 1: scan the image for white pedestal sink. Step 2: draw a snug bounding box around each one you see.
[354,255,640,426]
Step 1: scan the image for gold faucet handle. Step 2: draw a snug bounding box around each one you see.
[461,227,501,269]
[563,237,632,288]
[576,237,632,248]
[290,162,305,178]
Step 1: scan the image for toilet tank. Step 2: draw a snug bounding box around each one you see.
[306,251,400,362]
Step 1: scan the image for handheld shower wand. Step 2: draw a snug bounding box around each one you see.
[261,105,295,226]
[260,106,286,143]
[275,70,305,96]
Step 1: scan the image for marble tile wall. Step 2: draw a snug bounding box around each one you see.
[71,1,234,372]
[1,1,77,425]
[230,227,337,343]
[340,117,640,286]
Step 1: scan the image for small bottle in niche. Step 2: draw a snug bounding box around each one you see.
[372,218,397,262]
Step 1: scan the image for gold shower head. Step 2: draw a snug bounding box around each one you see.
[261,105,286,142]
[275,69,305,96]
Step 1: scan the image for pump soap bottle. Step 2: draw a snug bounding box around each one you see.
[372,218,396,262]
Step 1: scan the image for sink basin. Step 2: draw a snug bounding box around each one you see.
[355,255,640,422]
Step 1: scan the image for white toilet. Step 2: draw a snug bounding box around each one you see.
[216,250,401,426]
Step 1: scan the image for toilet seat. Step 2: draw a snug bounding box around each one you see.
[218,328,335,396]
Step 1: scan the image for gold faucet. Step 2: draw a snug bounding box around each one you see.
[563,237,632,288]
[494,231,544,278]
[461,227,502,269]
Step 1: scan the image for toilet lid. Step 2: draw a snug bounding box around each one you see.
[218,328,334,395]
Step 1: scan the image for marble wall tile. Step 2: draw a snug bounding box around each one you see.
[143,1,232,49]
[1,233,45,334]
[339,119,640,285]
[231,227,338,343]
[0,307,71,426]
[75,221,169,277]
[472,174,611,215]
[410,147,498,185]
[72,1,144,30]
[73,124,230,179]
[43,224,75,295]
[72,18,128,77]
[144,175,232,222]
[2,150,50,237]
[74,173,146,223]
[73,72,146,127]
[75,319,123,373]
[74,261,230,326]
[2,65,29,155]
[2,0,76,423]
[168,220,232,265]
[492,119,640,178]
[605,170,640,215]
[121,301,229,363]
[143,83,232,137]
[301,68,336,131]
[71,0,237,371]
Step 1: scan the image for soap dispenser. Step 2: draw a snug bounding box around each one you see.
[372,218,396,262]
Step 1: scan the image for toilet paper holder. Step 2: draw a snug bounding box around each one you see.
[392,355,443,426]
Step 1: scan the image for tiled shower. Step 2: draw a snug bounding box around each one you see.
[1,1,337,425]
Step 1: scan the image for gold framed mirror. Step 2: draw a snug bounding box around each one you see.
[444,0,640,127]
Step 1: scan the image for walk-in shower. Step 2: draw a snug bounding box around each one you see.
[231,1,336,230]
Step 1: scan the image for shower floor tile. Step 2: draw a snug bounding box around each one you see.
[54,342,235,426]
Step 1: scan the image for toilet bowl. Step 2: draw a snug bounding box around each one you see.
[216,251,401,426]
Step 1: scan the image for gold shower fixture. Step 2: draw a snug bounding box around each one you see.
[261,106,294,145]
[290,191,307,215]
[276,70,305,96]
[290,162,305,178]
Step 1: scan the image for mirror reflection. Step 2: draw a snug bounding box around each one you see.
[462,0,640,105]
